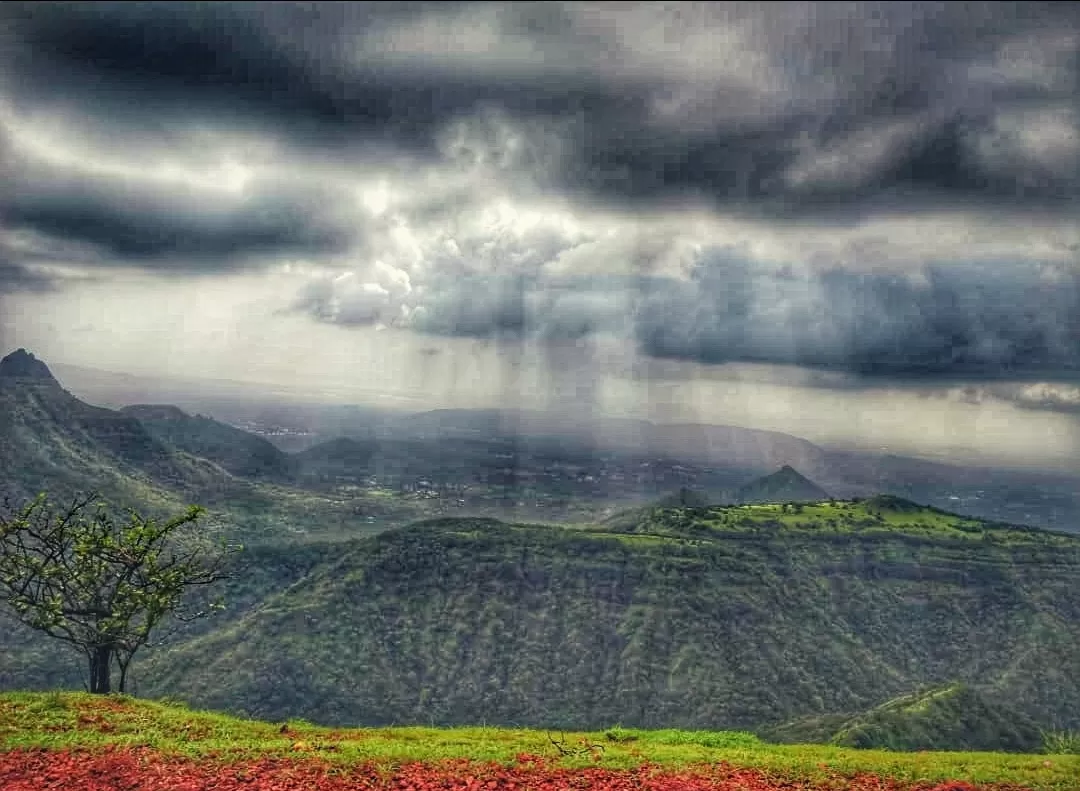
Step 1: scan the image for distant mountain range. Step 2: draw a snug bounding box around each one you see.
[0,348,424,540]
[390,407,830,478]
[6,349,1080,532]
[654,466,830,509]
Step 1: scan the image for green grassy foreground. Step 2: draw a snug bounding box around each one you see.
[1,693,1077,790]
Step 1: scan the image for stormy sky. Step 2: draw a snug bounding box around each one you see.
[2,1,1080,468]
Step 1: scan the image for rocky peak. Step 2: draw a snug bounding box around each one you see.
[0,348,57,382]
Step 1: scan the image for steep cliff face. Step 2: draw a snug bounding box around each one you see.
[0,349,220,506]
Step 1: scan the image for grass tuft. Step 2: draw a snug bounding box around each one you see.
[1041,730,1080,755]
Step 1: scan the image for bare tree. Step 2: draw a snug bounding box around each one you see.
[0,492,239,693]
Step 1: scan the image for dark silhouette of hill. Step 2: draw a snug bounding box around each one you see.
[0,348,55,380]
[730,466,831,504]
[294,437,379,481]
[0,349,225,507]
[121,404,298,482]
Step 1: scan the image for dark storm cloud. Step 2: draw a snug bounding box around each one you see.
[565,1,1080,216]
[3,1,1080,386]
[1,150,355,269]
[0,2,633,156]
[0,2,367,142]
[636,250,1080,377]
[3,2,1078,217]
[294,248,1080,381]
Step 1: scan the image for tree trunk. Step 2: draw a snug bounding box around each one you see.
[117,654,131,693]
[88,645,112,694]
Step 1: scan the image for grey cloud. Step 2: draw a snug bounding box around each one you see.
[0,2,628,157]
[5,1,1080,387]
[636,250,1080,377]
[412,275,530,338]
[1006,383,1080,413]
[2,154,354,270]
[1,3,363,142]
[3,2,1078,219]
[411,274,633,340]
[293,228,1080,381]
[0,261,55,294]
[291,265,411,327]
[294,267,635,342]
[0,230,62,293]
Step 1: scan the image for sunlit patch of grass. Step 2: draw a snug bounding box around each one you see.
[1,693,1078,789]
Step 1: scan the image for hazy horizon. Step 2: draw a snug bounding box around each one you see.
[0,349,1060,474]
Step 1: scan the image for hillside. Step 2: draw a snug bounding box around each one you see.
[729,466,831,504]
[0,350,222,509]
[294,437,379,482]
[654,487,712,508]
[134,499,1080,737]
[0,349,426,546]
[0,537,364,693]
[121,404,298,482]
[761,683,1043,753]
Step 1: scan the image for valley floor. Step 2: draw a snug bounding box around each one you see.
[1,693,1076,791]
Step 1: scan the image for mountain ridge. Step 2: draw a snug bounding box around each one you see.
[120,404,298,482]
[0,358,219,507]
[134,503,1080,734]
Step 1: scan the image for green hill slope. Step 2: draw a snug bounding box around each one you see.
[0,536,365,692]
[829,683,1043,753]
[137,500,1080,736]
[121,404,299,482]
[0,349,424,540]
[762,683,1043,753]
[0,350,222,509]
